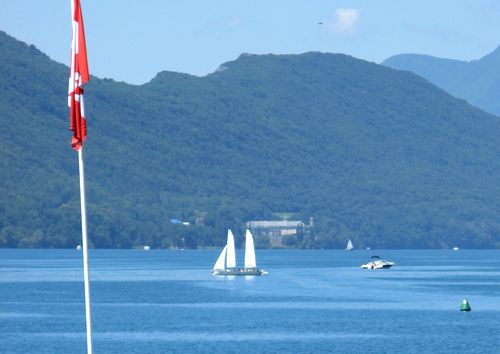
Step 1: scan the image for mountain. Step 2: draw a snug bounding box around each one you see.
[383,47,500,116]
[1,30,500,249]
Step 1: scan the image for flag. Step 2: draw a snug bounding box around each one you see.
[68,0,89,151]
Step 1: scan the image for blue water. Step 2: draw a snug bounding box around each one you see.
[1,249,499,354]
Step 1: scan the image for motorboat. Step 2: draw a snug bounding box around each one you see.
[361,255,394,269]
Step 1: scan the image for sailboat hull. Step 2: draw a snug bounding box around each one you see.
[212,268,268,276]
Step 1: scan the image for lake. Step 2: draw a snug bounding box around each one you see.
[1,249,499,353]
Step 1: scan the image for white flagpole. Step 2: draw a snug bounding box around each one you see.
[78,147,93,354]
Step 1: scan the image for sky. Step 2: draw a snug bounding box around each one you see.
[1,0,500,84]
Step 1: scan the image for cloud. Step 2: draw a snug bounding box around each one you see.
[227,18,243,28]
[332,8,360,34]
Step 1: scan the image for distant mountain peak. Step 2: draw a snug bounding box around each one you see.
[146,70,199,86]
[477,45,500,64]
[383,45,500,116]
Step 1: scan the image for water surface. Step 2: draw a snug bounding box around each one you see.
[1,249,499,353]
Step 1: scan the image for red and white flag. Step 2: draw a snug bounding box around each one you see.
[68,0,89,151]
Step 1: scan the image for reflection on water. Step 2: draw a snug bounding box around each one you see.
[28,330,386,342]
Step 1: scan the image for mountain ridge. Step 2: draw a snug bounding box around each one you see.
[383,46,500,116]
[1,31,500,249]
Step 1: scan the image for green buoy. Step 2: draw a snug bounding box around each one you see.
[460,299,471,312]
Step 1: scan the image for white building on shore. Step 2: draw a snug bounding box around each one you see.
[246,218,314,247]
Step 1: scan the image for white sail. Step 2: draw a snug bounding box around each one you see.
[244,229,257,268]
[226,230,236,269]
[346,239,354,251]
[213,245,227,271]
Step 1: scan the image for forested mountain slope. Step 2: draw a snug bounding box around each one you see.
[1,31,500,249]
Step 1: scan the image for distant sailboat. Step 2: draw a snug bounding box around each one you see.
[345,239,354,251]
[212,229,268,276]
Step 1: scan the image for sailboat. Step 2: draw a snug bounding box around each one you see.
[212,229,268,276]
[345,239,354,251]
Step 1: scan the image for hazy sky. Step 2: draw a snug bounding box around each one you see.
[1,0,499,84]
